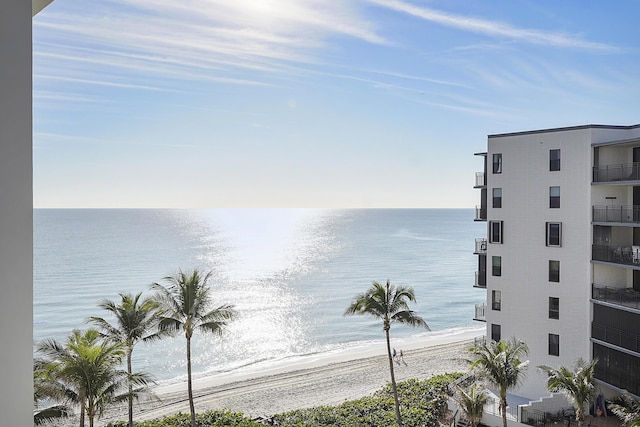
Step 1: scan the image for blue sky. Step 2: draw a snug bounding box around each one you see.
[33,0,640,208]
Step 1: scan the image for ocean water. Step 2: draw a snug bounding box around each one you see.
[33,208,485,386]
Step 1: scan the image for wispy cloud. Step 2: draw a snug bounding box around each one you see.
[369,0,619,51]
[34,132,211,149]
[33,0,386,93]
[33,74,171,91]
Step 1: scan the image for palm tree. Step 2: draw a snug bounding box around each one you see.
[34,358,72,425]
[36,328,149,427]
[344,279,429,427]
[454,383,489,427]
[88,292,163,427]
[468,338,529,427]
[538,358,598,426]
[609,390,640,427]
[151,269,237,427]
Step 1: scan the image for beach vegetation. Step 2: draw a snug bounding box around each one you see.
[538,358,598,426]
[88,292,164,427]
[33,357,72,425]
[344,280,430,427]
[106,374,460,427]
[151,269,237,427]
[453,382,489,427]
[106,409,264,427]
[36,328,150,427]
[609,390,640,427]
[468,338,529,427]
[271,374,456,427]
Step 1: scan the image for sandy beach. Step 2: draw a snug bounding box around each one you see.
[94,333,479,425]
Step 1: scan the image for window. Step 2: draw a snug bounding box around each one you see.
[492,188,502,208]
[493,153,502,174]
[492,290,502,311]
[492,256,502,276]
[549,297,559,319]
[546,222,561,247]
[550,186,560,208]
[549,333,559,356]
[490,221,503,244]
[550,149,560,171]
[491,324,501,342]
[549,260,560,282]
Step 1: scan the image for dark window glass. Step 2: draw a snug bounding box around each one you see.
[549,333,560,356]
[593,343,640,396]
[490,221,503,244]
[550,186,560,208]
[491,324,501,342]
[493,153,502,174]
[550,149,560,171]
[549,297,559,319]
[546,222,561,246]
[549,260,560,282]
[492,256,502,276]
[492,290,501,311]
[493,188,502,208]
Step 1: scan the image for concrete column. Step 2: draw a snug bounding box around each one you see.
[0,0,33,424]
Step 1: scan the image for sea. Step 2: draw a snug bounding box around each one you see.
[33,208,485,388]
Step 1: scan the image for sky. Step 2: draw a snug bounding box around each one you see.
[32,0,640,208]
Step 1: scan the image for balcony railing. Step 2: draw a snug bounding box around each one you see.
[592,284,640,310]
[474,205,486,221]
[474,270,486,288]
[592,321,640,354]
[521,408,576,427]
[593,205,640,223]
[592,244,640,266]
[593,162,640,183]
[474,238,487,254]
[474,172,486,188]
[474,303,486,322]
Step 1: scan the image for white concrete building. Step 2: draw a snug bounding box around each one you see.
[1,1,53,424]
[474,124,640,401]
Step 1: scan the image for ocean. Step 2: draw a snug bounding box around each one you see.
[33,208,485,387]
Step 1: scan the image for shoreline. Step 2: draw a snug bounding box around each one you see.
[97,332,481,425]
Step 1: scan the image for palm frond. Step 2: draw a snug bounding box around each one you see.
[609,391,640,427]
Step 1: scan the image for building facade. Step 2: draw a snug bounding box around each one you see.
[474,124,640,399]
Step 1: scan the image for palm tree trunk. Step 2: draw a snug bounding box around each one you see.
[500,392,508,427]
[127,349,133,427]
[385,327,403,427]
[576,407,584,427]
[187,336,196,427]
[79,392,85,427]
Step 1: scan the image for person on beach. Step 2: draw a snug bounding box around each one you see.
[393,348,397,361]
[399,349,407,365]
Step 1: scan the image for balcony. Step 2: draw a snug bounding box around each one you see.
[593,205,640,223]
[593,162,640,183]
[474,238,487,255]
[594,342,640,396]
[474,303,486,322]
[474,205,487,221]
[592,284,640,311]
[592,322,640,354]
[592,244,640,266]
[474,172,486,188]
[474,270,486,288]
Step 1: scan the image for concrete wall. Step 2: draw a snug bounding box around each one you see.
[485,127,593,399]
[0,0,33,424]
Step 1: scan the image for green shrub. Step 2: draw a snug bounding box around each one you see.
[106,373,463,427]
[105,410,263,427]
[274,373,463,427]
